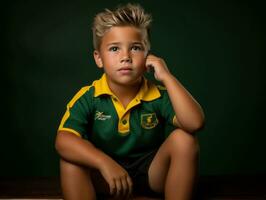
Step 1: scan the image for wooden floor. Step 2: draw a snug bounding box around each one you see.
[0,175,265,200]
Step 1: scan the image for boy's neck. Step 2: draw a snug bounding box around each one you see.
[107,78,142,109]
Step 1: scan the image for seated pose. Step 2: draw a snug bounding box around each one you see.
[55,3,205,200]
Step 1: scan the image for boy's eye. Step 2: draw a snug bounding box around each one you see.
[109,46,119,51]
[131,45,142,51]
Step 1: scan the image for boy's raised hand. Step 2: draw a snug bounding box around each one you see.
[146,54,172,82]
[99,156,133,198]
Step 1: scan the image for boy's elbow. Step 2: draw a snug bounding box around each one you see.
[193,119,205,132]
[185,117,205,134]
[193,116,205,132]
[55,131,65,154]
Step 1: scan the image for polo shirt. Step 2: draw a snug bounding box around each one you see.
[58,74,176,158]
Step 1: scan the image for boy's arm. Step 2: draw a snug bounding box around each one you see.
[55,131,133,196]
[146,54,205,133]
[56,131,106,168]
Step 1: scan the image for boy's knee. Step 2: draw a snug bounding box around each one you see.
[167,129,199,157]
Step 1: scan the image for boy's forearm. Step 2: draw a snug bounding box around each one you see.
[162,74,205,133]
[55,131,110,170]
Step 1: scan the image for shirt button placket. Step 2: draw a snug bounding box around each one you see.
[122,119,127,125]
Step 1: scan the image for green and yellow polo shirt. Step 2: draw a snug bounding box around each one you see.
[58,74,176,159]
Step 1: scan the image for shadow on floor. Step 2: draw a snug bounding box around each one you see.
[0,175,265,199]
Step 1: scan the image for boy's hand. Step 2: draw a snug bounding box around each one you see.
[99,157,133,198]
[146,54,172,83]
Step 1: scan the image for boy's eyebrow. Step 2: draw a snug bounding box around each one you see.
[107,42,121,46]
[131,42,144,46]
[106,42,144,46]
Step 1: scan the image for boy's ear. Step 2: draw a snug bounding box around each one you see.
[93,50,103,68]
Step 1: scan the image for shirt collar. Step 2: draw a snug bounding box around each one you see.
[93,73,161,101]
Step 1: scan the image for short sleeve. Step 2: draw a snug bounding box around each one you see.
[58,86,94,139]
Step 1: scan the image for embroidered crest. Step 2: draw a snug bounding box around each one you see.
[95,111,111,121]
[141,113,158,129]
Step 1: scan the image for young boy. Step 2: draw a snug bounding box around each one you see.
[55,3,204,200]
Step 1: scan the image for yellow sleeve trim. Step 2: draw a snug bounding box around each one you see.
[58,128,82,137]
[58,86,92,131]
[173,115,179,127]
[68,86,91,108]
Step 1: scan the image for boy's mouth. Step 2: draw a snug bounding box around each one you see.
[118,67,133,74]
[118,67,132,71]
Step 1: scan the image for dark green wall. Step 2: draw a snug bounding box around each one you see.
[2,0,265,177]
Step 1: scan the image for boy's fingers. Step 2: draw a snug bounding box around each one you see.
[146,53,156,59]
[146,64,155,74]
[126,176,133,196]
[115,179,122,197]
[109,179,116,195]
[121,177,128,196]
[145,64,150,72]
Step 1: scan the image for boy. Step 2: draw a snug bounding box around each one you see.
[55,3,204,200]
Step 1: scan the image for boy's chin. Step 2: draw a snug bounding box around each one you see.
[114,76,143,86]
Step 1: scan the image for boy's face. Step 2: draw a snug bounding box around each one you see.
[94,26,148,86]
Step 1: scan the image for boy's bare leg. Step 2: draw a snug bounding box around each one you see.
[60,159,97,200]
[148,128,199,200]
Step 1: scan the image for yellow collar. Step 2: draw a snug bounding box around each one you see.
[93,73,161,101]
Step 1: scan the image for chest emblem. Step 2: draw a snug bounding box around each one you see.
[95,111,111,121]
[141,113,158,129]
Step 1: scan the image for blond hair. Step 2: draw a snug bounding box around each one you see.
[92,3,152,50]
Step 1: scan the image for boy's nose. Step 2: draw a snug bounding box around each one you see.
[120,51,132,63]
[121,57,132,63]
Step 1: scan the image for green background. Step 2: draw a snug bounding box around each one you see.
[2,0,265,177]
